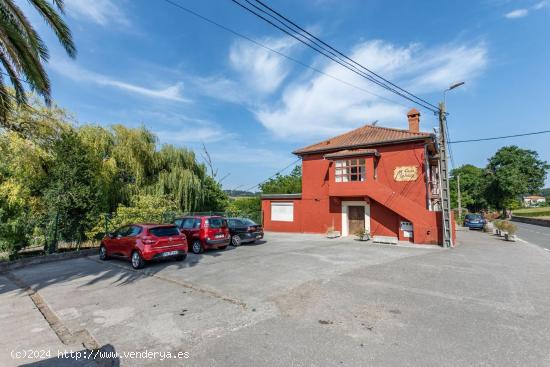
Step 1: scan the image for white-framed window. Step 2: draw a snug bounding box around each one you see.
[271,202,294,222]
[335,159,366,182]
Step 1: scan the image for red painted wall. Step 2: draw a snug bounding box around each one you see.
[262,141,455,246]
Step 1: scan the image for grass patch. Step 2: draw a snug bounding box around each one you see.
[513,207,550,217]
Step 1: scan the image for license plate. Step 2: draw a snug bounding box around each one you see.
[163,251,179,257]
[215,234,224,239]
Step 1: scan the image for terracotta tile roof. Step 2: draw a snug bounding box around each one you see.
[323,149,379,160]
[293,124,434,155]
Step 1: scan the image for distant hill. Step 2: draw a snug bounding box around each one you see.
[224,190,259,198]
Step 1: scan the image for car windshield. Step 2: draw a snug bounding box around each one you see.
[240,218,256,226]
[466,214,482,220]
[207,218,226,228]
[149,226,180,237]
[178,218,196,229]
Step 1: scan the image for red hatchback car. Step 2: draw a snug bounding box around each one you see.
[174,216,230,254]
[99,224,188,269]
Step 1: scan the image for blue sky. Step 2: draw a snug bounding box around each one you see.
[20,0,550,189]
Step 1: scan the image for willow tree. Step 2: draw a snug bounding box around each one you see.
[150,145,205,212]
[0,0,75,128]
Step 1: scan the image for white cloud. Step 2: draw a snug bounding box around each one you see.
[533,1,548,10]
[65,0,130,26]
[152,116,232,144]
[129,110,234,145]
[406,44,488,92]
[228,36,297,94]
[191,75,249,104]
[210,143,293,168]
[504,8,529,18]
[252,40,488,140]
[50,58,190,102]
[504,1,547,19]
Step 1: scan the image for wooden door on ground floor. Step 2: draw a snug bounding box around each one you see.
[348,206,365,235]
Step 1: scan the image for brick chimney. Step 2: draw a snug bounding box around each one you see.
[407,108,420,133]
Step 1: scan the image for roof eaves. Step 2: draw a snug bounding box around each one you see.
[293,135,435,156]
[260,193,302,200]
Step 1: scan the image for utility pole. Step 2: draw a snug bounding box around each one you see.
[438,102,453,248]
[439,81,464,248]
[457,174,462,221]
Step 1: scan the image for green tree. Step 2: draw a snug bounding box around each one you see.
[0,0,75,127]
[449,164,488,212]
[259,165,302,194]
[226,196,261,223]
[485,146,549,213]
[42,130,100,251]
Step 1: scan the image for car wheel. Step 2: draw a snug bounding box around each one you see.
[175,254,187,261]
[99,245,109,260]
[231,235,241,247]
[191,240,203,254]
[131,251,145,269]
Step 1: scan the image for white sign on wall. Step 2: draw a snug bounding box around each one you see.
[271,202,294,222]
[400,221,413,231]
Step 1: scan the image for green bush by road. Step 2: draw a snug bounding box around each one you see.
[513,207,550,217]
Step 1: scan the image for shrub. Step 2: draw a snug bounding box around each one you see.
[504,221,517,235]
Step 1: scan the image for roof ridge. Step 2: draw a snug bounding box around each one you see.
[294,122,432,154]
[362,124,431,136]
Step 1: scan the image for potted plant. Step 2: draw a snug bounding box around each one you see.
[504,222,517,242]
[354,228,370,241]
[493,220,502,235]
[483,220,494,233]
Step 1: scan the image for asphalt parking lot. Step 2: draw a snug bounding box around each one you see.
[2,231,550,366]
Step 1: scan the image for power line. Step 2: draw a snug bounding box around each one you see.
[231,0,437,113]
[250,0,440,112]
[449,130,550,144]
[243,157,301,192]
[231,0,439,113]
[160,0,413,110]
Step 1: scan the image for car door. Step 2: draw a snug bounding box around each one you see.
[109,226,128,255]
[119,225,141,258]
[178,218,199,244]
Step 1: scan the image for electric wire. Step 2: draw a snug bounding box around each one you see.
[160,0,411,109]
[231,0,439,114]
[450,130,550,144]
[249,0,440,111]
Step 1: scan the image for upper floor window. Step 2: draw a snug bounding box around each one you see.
[335,159,366,182]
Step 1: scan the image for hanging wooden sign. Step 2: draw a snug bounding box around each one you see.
[393,166,419,181]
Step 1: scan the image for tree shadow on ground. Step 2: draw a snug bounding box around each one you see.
[0,245,233,294]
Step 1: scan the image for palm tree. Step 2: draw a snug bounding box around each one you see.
[0,0,75,127]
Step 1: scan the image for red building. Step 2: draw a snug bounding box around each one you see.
[261,109,455,245]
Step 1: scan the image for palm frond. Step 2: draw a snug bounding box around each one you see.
[0,15,50,103]
[0,0,49,60]
[28,0,76,57]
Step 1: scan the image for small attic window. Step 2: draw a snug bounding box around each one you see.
[335,159,365,182]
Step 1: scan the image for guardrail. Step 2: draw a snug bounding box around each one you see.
[511,216,550,228]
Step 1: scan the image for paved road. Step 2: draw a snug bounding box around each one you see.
[515,221,550,250]
[2,231,550,366]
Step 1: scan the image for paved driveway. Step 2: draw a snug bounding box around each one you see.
[1,231,550,366]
